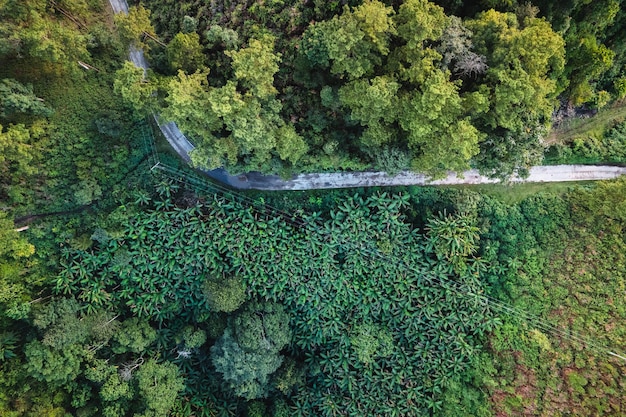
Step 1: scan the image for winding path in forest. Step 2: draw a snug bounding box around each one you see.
[109,0,626,191]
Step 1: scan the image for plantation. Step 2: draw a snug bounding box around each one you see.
[1,0,626,416]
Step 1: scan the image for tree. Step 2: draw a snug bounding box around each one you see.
[275,125,308,165]
[467,10,565,178]
[163,69,220,144]
[436,17,488,78]
[135,359,184,417]
[226,34,281,99]
[211,301,292,399]
[113,61,157,118]
[166,32,205,74]
[300,1,394,80]
[395,0,448,51]
[114,5,155,49]
[338,75,400,148]
[111,318,157,354]
[0,212,34,259]
[24,340,83,388]
[398,70,482,176]
[0,78,51,119]
[202,276,246,313]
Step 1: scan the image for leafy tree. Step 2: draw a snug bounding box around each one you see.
[0,212,34,259]
[300,0,394,79]
[338,76,399,140]
[467,9,565,177]
[226,34,281,99]
[24,340,83,388]
[135,359,184,417]
[204,25,239,50]
[114,5,155,48]
[111,317,157,354]
[202,275,247,313]
[211,301,292,399]
[0,78,51,119]
[163,69,219,144]
[166,32,205,74]
[275,125,308,166]
[398,70,482,176]
[113,61,158,118]
[395,0,448,51]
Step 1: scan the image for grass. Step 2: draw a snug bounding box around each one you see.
[447,181,589,205]
[546,100,626,146]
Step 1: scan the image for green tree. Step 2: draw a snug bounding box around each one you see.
[0,78,51,119]
[300,0,394,79]
[468,10,565,177]
[24,340,83,388]
[398,70,482,176]
[0,212,34,259]
[226,34,281,99]
[166,32,205,74]
[114,5,155,49]
[202,276,246,313]
[113,61,157,118]
[111,318,157,354]
[163,69,220,145]
[135,359,184,417]
[211,301,292,399]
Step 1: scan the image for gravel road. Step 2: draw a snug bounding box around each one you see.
[108,0,626,191]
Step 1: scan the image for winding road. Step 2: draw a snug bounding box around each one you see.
[109,0,626,191]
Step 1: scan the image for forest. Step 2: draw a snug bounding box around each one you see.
[109,0,626,178]
[1,0,626,416]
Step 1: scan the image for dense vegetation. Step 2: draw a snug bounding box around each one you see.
[1,0,625,416]
[114,0,626,178]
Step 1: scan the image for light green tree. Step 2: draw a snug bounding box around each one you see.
[300,0,394,79]
[226,34,281,99]
[202,276,246,313]
[135,359,184,417]
[166,32,205,74]
[111,317,157,354]
[467,9,565,177]
[398,70,482,176]
[113,61,157,118]
[114,5,155,48]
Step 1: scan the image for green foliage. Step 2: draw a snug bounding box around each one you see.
[349,322,393,365]
[114,5,155,49]
[226,34,281,99]
[203,276,246,313]
[211,301,292,399]
[135,359,184,417]
[425,210,480,272]
[111,317,157,354]
[113,62,158,118]
[300,1,394,79]
[58,189,497,415]
[0,212,35,259]
[166,32,205,74]
[0,78,52,118]
[398,70,482,176]
[24,340,83,387]
[467,9,565,177]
